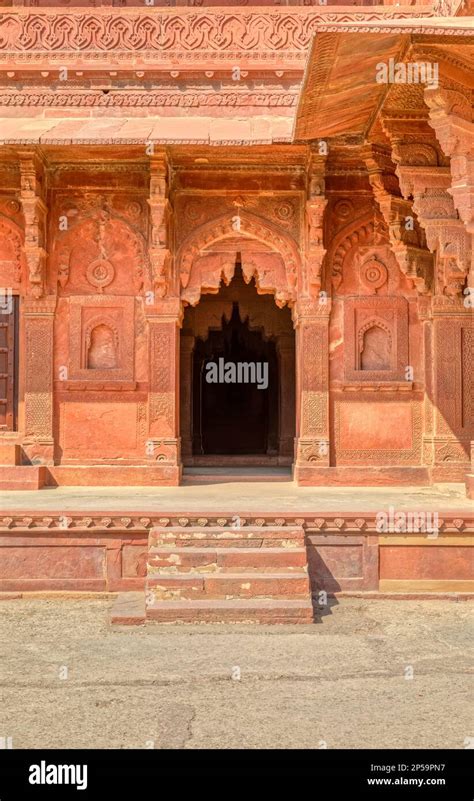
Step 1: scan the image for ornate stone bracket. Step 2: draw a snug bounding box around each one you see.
[305,152,327,298]
[424,82,474,287]
[147,155,171,299]
[364,146,433,294]
[19,151,47,299]
[398,167,470,297]
[382,117,471,297]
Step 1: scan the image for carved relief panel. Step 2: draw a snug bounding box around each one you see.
[51,193,149,296]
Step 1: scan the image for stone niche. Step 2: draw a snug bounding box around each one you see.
[67,296,135,385]
[343,296,409,384]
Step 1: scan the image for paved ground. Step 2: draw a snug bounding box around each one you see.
[0,597,472,749]
[0,481,472,513]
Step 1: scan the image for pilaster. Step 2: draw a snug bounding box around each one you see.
[293,297,331,483]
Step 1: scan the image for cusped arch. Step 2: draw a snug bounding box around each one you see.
[177,211,301,308]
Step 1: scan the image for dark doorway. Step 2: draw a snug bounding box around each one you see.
[192,300,279,455]
[180,261,295,463]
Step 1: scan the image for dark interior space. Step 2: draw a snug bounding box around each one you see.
[192,295,279,455]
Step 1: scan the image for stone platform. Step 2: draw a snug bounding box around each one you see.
[0,480,472,615]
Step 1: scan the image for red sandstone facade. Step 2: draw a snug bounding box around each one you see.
[0,1,472,612]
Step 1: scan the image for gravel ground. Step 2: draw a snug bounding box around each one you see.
[0,597,472,749]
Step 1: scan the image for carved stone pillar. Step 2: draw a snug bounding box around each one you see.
[293,298,331,485]
[145,299,182,485]
[277,333,295,460]
[431,296,472,482]
[22,297,56,464]
[418,297,435,472]
[180,333,194,459]
[19,152,55,465]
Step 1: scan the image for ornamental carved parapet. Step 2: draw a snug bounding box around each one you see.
[19,152,48,299]
[147,155,171,299]
[365,147,433,294]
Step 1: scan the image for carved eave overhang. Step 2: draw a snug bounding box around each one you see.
[295,26,473,142]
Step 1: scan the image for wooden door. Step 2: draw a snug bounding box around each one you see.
[0,294,18,431]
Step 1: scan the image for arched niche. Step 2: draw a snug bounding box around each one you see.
[87,323,119,370]
[359,321,392,371]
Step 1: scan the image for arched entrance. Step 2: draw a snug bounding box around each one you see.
[180,262,295,465]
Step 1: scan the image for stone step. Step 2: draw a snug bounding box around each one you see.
[145,598,314,624]
[150,526,305,549]
[182,467,291,484]
[148,546,308,573]
[110,592,146,626]
[147,572,310,600]
[145,524,312,624]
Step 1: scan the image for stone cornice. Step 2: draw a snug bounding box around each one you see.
[0,511,471,535]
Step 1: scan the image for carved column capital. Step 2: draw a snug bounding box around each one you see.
[304,151,327,299]
[18,151,48,299]
[147,155,172,300]
[293,297,331,327]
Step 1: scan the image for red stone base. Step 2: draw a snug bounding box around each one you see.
[49,465,182,487]
[293,465,430,486]
[0,513,472,608]
[0,463,439,489]
[466,474,474,500]
[0,466,48,490]
[0,443,21,465]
